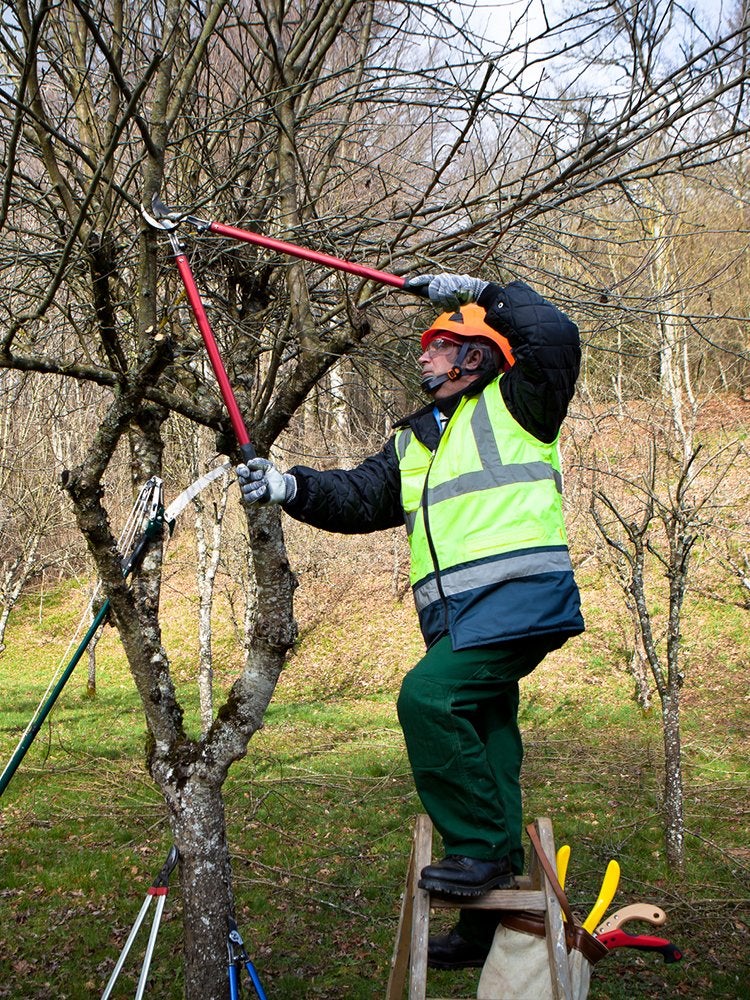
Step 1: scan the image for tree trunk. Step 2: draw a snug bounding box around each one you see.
[0,609,8,652]
[86,590,107,697]
[660,687,684,869]
[329,361,353,465]
[195,486,227,734]
[165,778,235,1000]
[0,530,42,651]
[151,504,295,1000]
[86,627,102,697]
[628,631,652,711]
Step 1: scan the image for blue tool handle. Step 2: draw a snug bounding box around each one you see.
[246,960,267,1000]
[228,963,240,1000]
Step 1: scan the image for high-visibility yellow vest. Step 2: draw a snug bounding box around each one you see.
[394,378,583,648]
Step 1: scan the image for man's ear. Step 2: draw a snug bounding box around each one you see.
[464,347,484,371]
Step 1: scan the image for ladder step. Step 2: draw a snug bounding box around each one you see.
[430,887,546,911]
[387,816,573,1000]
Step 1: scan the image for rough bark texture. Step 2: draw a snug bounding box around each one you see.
[157,769,235,999]
[661,691,684,869]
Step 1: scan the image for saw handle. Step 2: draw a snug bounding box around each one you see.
[598,928,683,964]
[594,903,667,936]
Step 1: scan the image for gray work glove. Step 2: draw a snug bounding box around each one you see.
[236,459,297,505]
[408,273,489,310]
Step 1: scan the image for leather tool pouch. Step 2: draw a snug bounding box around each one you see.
[477,825,608,999]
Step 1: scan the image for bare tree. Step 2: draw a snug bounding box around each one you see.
[589,399,744,868]
[0,371,87,649]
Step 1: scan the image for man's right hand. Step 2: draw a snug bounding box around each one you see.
[236,459,297,505]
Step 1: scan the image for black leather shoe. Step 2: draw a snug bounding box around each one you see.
[418,855,515,898]
[427,929,491,970]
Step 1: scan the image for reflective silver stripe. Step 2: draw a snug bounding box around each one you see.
[395,428,412,461]
[471,391,503,465]
[426,391,562,503]
[413,549,574,612]
[397,428,420,535]
[428,462,561,502]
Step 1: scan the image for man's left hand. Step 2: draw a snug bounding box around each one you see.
[236,459,297,505]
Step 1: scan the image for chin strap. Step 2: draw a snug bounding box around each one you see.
[421,342,472,394]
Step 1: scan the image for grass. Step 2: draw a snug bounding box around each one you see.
[0,547,749,999]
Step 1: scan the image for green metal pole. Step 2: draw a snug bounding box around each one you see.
[0,599,111,798]
[0,513,166,800]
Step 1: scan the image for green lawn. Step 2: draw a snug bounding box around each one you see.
[0,572,748,998]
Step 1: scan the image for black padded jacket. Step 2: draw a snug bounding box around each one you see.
[282,280,580,534]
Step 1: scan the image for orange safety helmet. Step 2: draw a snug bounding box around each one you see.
[421,303,515,369]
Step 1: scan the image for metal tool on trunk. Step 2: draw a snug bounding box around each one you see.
[101,845,180,1000]
[0,465,233,801]
[0,478,162,799]
[228,918,267,999]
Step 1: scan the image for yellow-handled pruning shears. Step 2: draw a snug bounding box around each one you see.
[582,859,621,933]
[556,844,570,889]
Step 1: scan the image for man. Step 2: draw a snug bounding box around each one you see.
[237,273,583,969]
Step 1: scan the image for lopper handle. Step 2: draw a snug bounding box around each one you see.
[173,250,255,455]
[205,220,431,298]
[401,276,431,298]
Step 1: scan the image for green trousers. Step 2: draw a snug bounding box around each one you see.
[396,634,560,872]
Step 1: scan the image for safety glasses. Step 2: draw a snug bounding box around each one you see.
[424,337,460,358]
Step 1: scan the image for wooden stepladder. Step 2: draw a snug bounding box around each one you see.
[387,815,573,1000]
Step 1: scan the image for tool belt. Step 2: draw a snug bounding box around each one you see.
[497,911,608,965]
